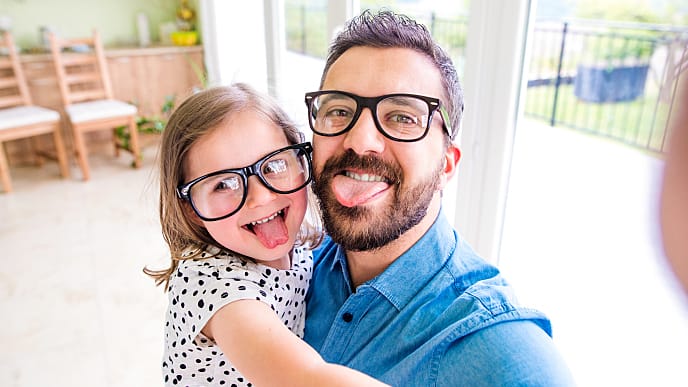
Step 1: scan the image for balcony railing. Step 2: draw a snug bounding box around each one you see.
[526,19,688,154]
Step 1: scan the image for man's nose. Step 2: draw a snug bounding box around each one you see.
[342,107,386,155]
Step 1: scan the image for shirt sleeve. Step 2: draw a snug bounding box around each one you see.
[436,320,576,387]
[171,256,272,346]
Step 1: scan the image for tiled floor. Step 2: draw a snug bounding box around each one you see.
[0,144,168,386]
[1,52,687,386]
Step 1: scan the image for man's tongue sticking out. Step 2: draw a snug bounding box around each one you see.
[332,174,389,207]
[252,216,289,248]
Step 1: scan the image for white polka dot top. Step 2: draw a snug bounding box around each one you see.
[162,245,312,386]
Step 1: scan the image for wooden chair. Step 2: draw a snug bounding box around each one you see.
[48,30,140,181]
[0,31,69,193]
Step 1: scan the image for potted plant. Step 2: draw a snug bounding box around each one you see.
[171,0,198,46]
[115,95,175,164]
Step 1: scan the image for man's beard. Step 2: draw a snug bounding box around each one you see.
[312,149,442,251]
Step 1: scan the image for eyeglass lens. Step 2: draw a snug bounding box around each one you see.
[188,147,310,220]
[309,92,431,141]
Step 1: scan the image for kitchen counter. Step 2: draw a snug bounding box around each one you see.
[19,44,203,62]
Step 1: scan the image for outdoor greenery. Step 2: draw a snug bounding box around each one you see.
[575,0,663,23]
[525,1,686,153]
[567,0,665,67]
[284,2,328,58]
[524,84,670,152]
[579,33,657,65]
[284,0,469,62]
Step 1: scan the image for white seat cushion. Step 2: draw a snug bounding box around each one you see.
[0,105,61,130]
[66,99,137,123]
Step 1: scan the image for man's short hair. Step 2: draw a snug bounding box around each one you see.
[321,9,464,140]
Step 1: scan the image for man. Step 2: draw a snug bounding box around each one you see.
[303,10,575,386]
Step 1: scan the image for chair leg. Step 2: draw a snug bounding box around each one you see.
[30,137,45,167]
[0,143,13,193]
[53,125,70,179]
[72,127,91,181]
[128,117,141,168]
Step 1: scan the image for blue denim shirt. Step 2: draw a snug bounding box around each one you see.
[305,211,575,386]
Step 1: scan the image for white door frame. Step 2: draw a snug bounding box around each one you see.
[450,0,533,264]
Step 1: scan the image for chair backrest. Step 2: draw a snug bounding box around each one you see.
[0,31,32,109]
[48,30,114,106]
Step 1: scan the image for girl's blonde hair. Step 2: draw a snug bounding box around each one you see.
[144,83,323,290]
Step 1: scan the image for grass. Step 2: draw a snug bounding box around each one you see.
[524,83,672,153]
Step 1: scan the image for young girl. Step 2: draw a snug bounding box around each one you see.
[145,84,387,387]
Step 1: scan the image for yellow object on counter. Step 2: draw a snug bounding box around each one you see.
[171,31,198,46]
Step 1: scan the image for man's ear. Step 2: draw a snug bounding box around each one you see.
[438,142,461,190]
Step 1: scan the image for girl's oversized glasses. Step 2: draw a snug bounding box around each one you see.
[304,90,453,142]
[177,142,313,222]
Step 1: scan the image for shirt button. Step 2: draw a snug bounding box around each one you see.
[342,312,353,322]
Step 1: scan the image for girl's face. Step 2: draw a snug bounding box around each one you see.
[183,110,307,269]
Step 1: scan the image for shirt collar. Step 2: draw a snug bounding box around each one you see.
[331,246,354,292]
[329,209,457,310]
[371,210,456,310]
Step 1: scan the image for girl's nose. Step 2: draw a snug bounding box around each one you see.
[244,175,278,209]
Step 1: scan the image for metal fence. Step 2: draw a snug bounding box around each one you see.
[526,20,688,154]
[284,5,688,154]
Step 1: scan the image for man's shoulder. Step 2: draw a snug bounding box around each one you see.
[433,319,576,386]
[431,245,554,335]
[312,235,337,266]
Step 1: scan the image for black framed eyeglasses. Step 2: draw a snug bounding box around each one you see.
[304,90,453,142]
[177,142,313,222]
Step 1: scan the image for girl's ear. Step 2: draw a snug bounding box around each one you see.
[438,142,461,190]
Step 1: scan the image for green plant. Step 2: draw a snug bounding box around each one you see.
[574,0,661,66]
[578,30,658,67]
[575,0,662,24]
[115,95,175,162]
[185,53,208,89]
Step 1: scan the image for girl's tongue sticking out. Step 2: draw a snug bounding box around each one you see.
[249,210,289,248]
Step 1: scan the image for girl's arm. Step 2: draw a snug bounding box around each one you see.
[204,299,390,387]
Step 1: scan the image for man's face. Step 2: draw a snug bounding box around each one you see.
[312,46,453,251]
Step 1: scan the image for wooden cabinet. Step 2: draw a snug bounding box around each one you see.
[106,46,204,117]
[6,45,204,164]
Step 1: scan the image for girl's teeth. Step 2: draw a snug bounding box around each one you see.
[250,210,281,225]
